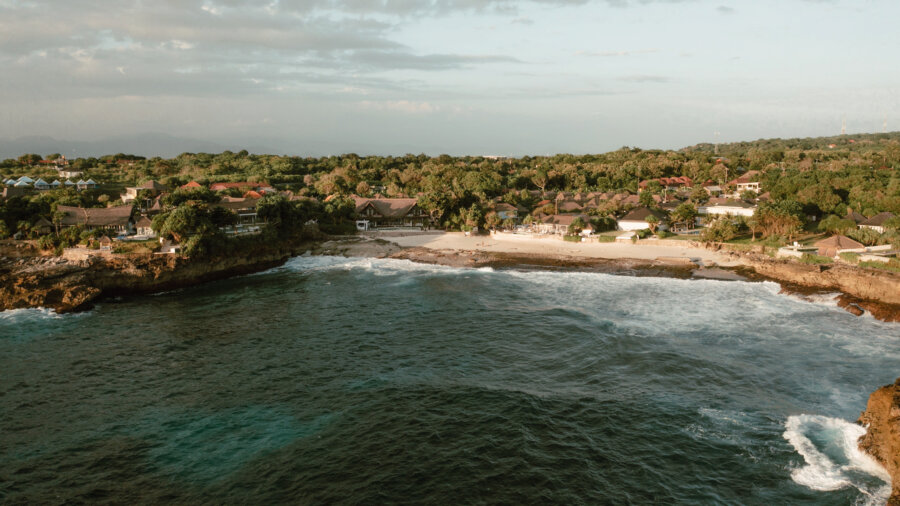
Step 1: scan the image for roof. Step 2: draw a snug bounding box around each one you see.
[494,202,517,212]
[814,235,864,249]
[180,181,202,189]
[815,235,864,257]
[216,197,259,212]
[860,212,896,227]
[136,216,153,227]
[727,170,760,186]
[57,205,133,227]
[846,210,867,224]
[353,196,419,218]
[139,180,168,191]
[619,207,667,222]
[705,198,756,209]
[210,181,270,190]
[557,200,583,212]
[539,214,589,226]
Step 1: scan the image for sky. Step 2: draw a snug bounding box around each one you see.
[1,0,898,157]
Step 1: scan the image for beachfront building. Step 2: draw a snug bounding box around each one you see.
[57,205,135,235]
[617,207,668,231]
[494,202,519,221]
[216,197,261,235]
[814,235,864,257]
[534,214,590,235]
[353,196,429,229]
[858,212,896,234]
[698,198,757,218]
[135,216,155,237]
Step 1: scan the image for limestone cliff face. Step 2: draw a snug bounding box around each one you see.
[0,247,307,313]
[858,378,900,505]
[734,254,900,304]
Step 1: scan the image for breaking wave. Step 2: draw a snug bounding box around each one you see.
[783,414,891,505]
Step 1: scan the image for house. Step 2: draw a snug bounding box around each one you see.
[33,217,53,235]
[617,207,668,231]
[215,197,261,235]
[57,205,135,235]
[846,209,867,225]
[33,178,50,191]
[76,179,99,190]
[494,202,518,221]
[698,198,757,218]
[814,235,864,257]
[98,236,113,251]
[534,214,590,235]
[1,186,27,199]
[180,181,203,190]
[858,212,896,234]
[58,169,83,179]
[121,180,169,203]
[352,196,429,229]
[726,170,761,195]
[135,216,155,237]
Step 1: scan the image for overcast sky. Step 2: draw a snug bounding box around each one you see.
[1,0,898,156]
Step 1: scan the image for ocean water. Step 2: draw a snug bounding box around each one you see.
[1,256,897,504]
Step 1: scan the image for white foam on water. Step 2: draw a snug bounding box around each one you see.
[0,307,64,322]
[783,414,891,504]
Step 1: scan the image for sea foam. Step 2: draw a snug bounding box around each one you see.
[783,414,891,504]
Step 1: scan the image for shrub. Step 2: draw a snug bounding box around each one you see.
[838,252,860,264]
[799,253,833,264]
[563,235,582,242]
[657,230,673,239]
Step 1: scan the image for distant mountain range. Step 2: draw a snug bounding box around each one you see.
[0,133,286,160]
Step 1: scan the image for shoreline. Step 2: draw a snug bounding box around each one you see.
[317,232,900,322]
[2,231,900,322]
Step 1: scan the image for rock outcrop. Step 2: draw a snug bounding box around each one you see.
[858,378,900,505]
[0,242,314,313]
[721,251,900,321]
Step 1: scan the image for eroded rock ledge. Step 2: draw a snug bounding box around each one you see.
[858,378,900,505]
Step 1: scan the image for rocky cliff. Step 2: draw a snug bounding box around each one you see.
[858,378,900,505]
[722,251,900,321]
[0,243,313,313]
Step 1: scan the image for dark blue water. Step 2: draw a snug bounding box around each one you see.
[1,256,897,504]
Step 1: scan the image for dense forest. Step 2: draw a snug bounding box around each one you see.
[2,132,899,252]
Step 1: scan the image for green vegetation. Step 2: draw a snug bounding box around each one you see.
[859,260,900,273]
[799,253,834,265]
[2,132,900,256]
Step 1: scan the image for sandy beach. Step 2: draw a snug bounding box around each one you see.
[381,231,740,267]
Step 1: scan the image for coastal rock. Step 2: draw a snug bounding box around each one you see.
[858,378,900,505]
[0,240,315,314]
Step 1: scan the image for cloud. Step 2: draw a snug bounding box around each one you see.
[576,49,659,57]
[716,5,735,14]
[618,75,670,83]
[359,100,442,114]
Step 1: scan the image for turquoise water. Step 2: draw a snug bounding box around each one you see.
[1,256,897,504]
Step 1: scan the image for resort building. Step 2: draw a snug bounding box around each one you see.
[698,199,757,218]
[858,212,896,234]
[353,197,429,229]
[57,205,135,235]
[216,197,261,235]
[617,207,668,231]
[534,214,590,235]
